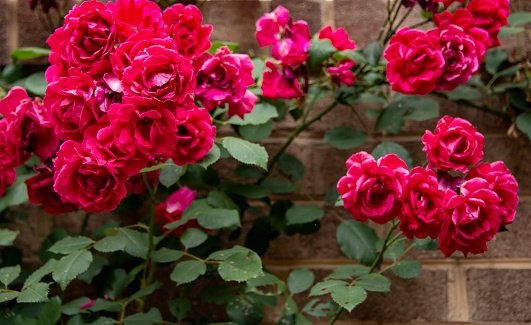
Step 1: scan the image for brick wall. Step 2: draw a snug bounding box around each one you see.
[3,0,531,324]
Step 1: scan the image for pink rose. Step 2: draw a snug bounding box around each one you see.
[0,119,29,169]
[194,46,257,118]
[399,167,444,239]
[155,187,206,236]
[108,0,163,42]
[328,59,356,87]
[271,21,311,67]
[255,6,290,47]
[161,4,213,60]
[53,140,128,213]
[25,164,78,215]
[384,27,445,95]
[467,0,509,48]
[318,25,357,51]
[169,105,216,166]
[337,152,409,224]
[435,0,465,9]
[261,60,303,100]
[438,178,501,257]
[0,168,16,197]
[422,116,484,172]
[467,161,518,226]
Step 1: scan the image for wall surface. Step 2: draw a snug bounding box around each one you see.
[2,0,531,324]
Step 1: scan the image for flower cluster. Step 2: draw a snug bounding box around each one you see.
[386,0,508,94]
[338,116,518,257]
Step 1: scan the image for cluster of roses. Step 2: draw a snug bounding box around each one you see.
[385,0,509,95]
[0,0,259,215]
[337,116,518,257]
[255,6,358,100]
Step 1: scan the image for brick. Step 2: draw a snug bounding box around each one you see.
[0,0,11,66]
[467,268,531,322]
[334,0,387,48]
[271,0,322,36]
[201,1,271,57]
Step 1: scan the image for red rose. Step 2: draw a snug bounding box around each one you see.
[467,0,509,48]
[108,0,163,42]
[328,59,356,87]
[337,152,409,224]
[125,158,160,195]
[422,116,484,172]
[0,119,28,170]
[155,187,206,236]
[318,25,357,51]
[435,0,464,9]
[0,168,16,197]
[261,60,303,100]
[271,21,311,67]
[255,6,290,47]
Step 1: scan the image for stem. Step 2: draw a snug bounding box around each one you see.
[378,0,401,43]
[79,213,91,236]
[385,6,415,44]
[382,0,403,44]
[432,92,512,119]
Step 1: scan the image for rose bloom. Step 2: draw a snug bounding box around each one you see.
[0,87,59,161]
[28,0,57,13]
[155,186,206,236]
[337,152,409,224]
[438,178,501,257]
[255,6,290,47]
[0,119,29,169]
[161,4,213,60]
[384,27,445,95]
[401,0,438,11]
[435,0,465,9]
[0,168,16,197]
[125,158,160,195]
[399,167,444,239]
[271,21,311,67]
[53,140,128,213]
[261,60,303,100]
[318,25,357,51]
[467,161,518,226]
[169,105,216,166]
[422,116,484,172]
[194,46,257,118]
[47,0,117,77]
[25,164,78,215]
[467,0,509,48]
[328,59,356,87]
[108,0,163,42]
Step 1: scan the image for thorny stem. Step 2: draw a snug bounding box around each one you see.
[385,6,415,44]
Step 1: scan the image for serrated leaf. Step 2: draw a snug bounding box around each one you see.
[48,236,94,255]
[197,143,221,168]
[170,260,206,284]
[324,127,367,150]
[287,269,314,294]
[226,294,264,324]
[129,281,162,301]
[0,229,19,246]
[371,141,413,170]
[401,97,439,121]
[217,251,263,282]
[412,237,439,250]
[159,160,183,188]
[246,273,285,296]
[17,282,49,303]
[87,298,123,312]
[0,291,20,303]
[262,178,298,193]
[516,112,531,139]
[61,297,92,315]
[94,234,127,253]
[226,103,278,125]
[337,220,378,265]
[208,245,251,261]
[123,307,162,325]
[209,41,239,54]
[392,260,422,279]
[278,154,306,181]
[485,48,507,75]
[23,259,58,290]
[37,296,61,325]
[117,228,148,259]
[375,101,408,133]
[169,297,191,321]
[222,137,268,170]
[508,11,531,26]
[286,205,324,225]
[330,285,367,312]
[309,280,346,297]
[196,207,240,230]
[0,265,21,287]
[355,274,391,293]
[52,250,93,290]
[239,120,274,141]
[307,36,337,68]
[0,174,34,213]
[150,249,183,263]
[207,191,239,210]
[180,228,208,250]
[324,265,369,280]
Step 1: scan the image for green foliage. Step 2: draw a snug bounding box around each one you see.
[17,282,50,303]
[198,144,221,168]
[485,48,507,75]
[25,72,47,96]
[170,260,207,284]
[324,127,367,149]
[278,154,306,181]
[169,297,192,321]
[37,297,61,325]
[330,285,367,312]
[336,220,378,265]
[287,269,315,294]
[0,229,19,246]
[181,228,208,249]
[10,47,51,63]
[285,205,324,225]
[412,237,439,251]
[371,141,413,170]
[211,246,263,282]
[48,236,94,255]
[508,11,531,26]
[0,174,35,213]
[159,160,184,187]
[52,250,93,290]
[0,265,21,288]
[516,112,531,139]
[442,85,482,101]
[209,41,239,54]
[262,178,298,193]
[150,249,183,263]
[364,42,383,66]
[355,274,391,293]
[392,260,422,279]
[246,273,285,296]
[227,103,278,125]
[222,137,268,170]
[307,36,337,68]
[123,307,162,325]
[239,120,274,141]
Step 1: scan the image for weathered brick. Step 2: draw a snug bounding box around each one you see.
[0,0,12,66]
[271,0,322,36]
[334,0,387,48]
[467,268,531,322]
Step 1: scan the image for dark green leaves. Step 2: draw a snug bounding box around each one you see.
[0,229,19,246]
[210,246,263,282]
[364,42,383,66]
[442,85,482,101]
[286,205,324,225]
[159,160,184,188]
[0,265,21,287]
[371,141,413,170]
[375,96,439,134]
[330,285,367,312]
[412,237,439,251]
[307,36,337,68]
[222,137,268,170]
[227,103,278,125]
[287,269,315,294]
[516,112,531,139]
[52,250,93,290]
[392,260,422,278]
[324,127,367,149]
[11,47,51,63]
[336,220,378,265]
[485,48,507,75]
[170,260,207,284]
[150,249,183,263]
[278,154,306,181]
[48,236,94,255]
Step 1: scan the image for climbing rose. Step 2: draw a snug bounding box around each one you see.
[318,25,357,51]
[337,152,409,224]
[155,187,206,236]
[328,59,356,87]
[108,0,163,42]
[467,0,509,48]
[435,0,465,9]
[255,6,290,47]
[401,0,438,11]
[261,60,303,100]
[0,168,16,197]
[422,116,484,172]
[0,119,27,169]
[271,21,311,67]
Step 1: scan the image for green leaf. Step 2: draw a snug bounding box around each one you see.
[196,207,240,230]
[485,48,507,75]
[0,173,35,213]
[309,280,347,297]
[262,178,298,193]
[227,103,278,125]
[25,72,48,96]
[246,272,285,296]
[324,127,367,150]
[52,250,93,290]
[48,236,94,255]
[87,298,123,312]
[383,239,405,260]
[117,228,148,259]
[209,41,239,54]
[286,205,324,225]
[287,268,315,294]
[123,307,162,325]
[401,97,439,121]
[222,137,268,170]
[354,93,388,104]
[307,36,337,68]
[0,229,19,246]
[61,297,92,315]
[233,165,265,179]
[159,160,183,188]
[364,42,383,66]
[497,63,521,77]
[499,26,525,37]
[139,163,173,173]
[516,112,531,139]
[0,265,21,287]
[508,11,531,26]
[197,143,221,168]
[442,85,482,101]
[180,228,208,250]
[208,245,252,261]
[392,260,422,279]
[239,120,274,141]
[371,141,413,170]
[170,260,207,284]
[375,101,408,133]
[281,293,298,316]
[217,251,263,282]
[129,281,162,301]
[412,237,439,250]
[278,154,306,181]
[226,294,264,324]
[336,50,369,65]
[93,234,127,253]
[207,191,239,211]
[23,259,58,290]
[88,317,116,325]
[17,282,50,303]
[150,249,183,263]
[355,273,391,293]
[330,285,367,312]
[78,255,108,284]
[169,297,191,321]
[251,57,266,80]
[336,220,378,265]
[2,64,26,83]
[0,291,20,303]
[37,296,61,325]
[324,265,369,280]
[11,47,51,63]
